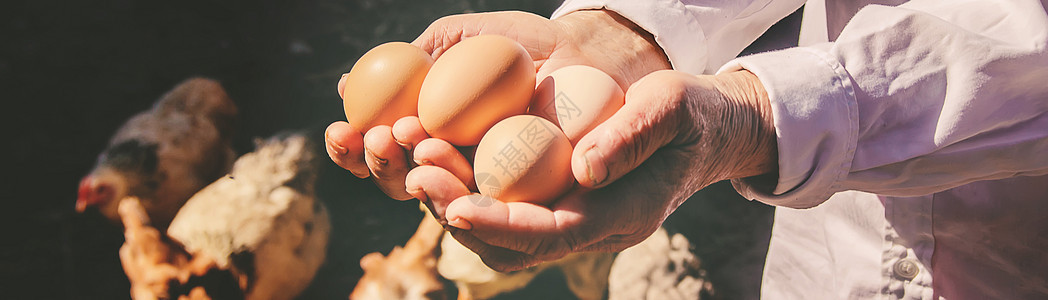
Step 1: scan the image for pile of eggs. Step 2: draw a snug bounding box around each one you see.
[341,35,623,205]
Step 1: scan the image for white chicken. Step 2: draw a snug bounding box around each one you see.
[608,227,713,300]
[166,133,330,300]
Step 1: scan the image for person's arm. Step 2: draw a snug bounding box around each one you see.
[552,0,806,74]
[726,0,1048,208]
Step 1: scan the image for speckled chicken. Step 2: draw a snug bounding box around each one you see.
[166,133,330,300]
[77,77,237,230]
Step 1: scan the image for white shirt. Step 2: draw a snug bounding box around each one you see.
[553,1,1048,299]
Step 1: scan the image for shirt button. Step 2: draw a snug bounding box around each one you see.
[893,259,920,280]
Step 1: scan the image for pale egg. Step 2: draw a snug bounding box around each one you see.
[473,115,573,205]
[530,65,624,144]
[417,35,535,146]
[342,42,433,129]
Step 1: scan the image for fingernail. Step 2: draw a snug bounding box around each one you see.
[365,148,388,165]
[337,73,349,98]
[448,217,473,230]
[414,158,433,166]
[584,148,608,185]
[393,137,413,151]
[350,170,369,178]
[407,186,428,202]
[326,137,347,155]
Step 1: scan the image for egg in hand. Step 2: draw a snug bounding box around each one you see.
[417,35,536,147]
[341,42,433,130]
[473,115,574,205]
[531,65,624,145]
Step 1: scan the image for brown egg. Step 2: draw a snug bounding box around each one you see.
[531,65,624,144]
[473,115,573,205]
[342,42,433,130]
[417,35,535,146]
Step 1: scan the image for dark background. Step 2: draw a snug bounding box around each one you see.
[1,1,799,299]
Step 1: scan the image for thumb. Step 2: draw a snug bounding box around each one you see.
[571,70,693,188]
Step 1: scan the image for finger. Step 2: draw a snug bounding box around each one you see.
[412,138,476,190]
[411,14,469,59]
[390,116,429,151]
[363,125,413,200]
[405,165,471,220]
[445,227,543,272]
[443,195,582,259]
[325,122,369,178]
[337,72,349,99]
[571,70,689,188]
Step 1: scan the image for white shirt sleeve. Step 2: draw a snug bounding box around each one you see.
[724,0,1048,208]
[551,0,805,74]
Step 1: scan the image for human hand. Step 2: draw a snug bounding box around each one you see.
[325,9,671,200]
[405,70,777,272]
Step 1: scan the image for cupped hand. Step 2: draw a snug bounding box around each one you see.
[405,70,778,272]
[326,9,671,200]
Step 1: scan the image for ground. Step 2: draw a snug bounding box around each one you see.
[1,1,798,299]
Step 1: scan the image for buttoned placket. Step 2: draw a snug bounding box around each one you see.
[881,195,936,299]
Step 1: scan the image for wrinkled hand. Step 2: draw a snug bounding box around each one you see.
[325,9,670,200]
[326,9,777,272]
[406,70,777,272]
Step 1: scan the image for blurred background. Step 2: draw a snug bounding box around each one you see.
[1,0,798,299]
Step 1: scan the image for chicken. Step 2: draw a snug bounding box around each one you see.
[349,202,615,300]
[350,203,448,300]
[166,133,330,300]
[117,196,231,300]
[607,227,713,300]
[77,77,238,230]
[437,230,614,300]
